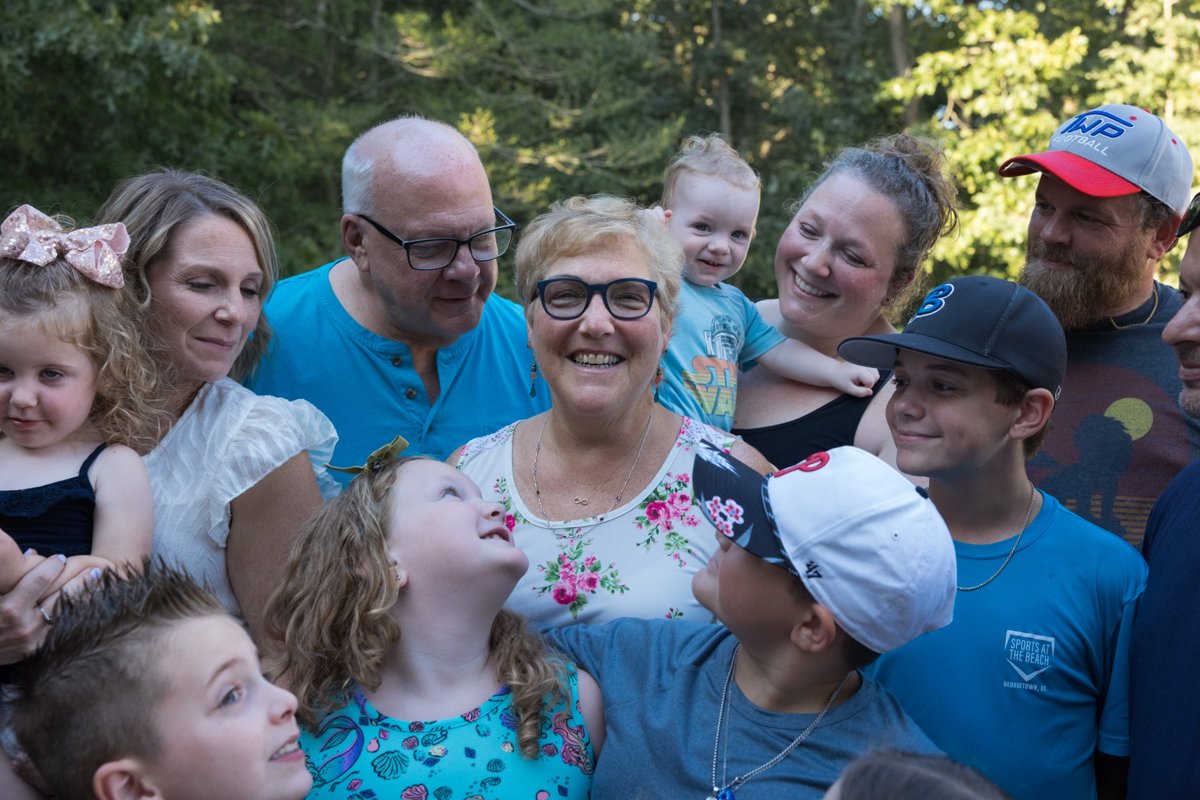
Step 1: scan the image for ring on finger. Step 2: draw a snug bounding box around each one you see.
[37,605,53,626]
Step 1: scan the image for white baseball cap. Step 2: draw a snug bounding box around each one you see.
[694,444,956,654]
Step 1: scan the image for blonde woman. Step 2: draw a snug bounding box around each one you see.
[453,195,771,625]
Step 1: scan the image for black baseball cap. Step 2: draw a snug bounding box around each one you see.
[838,276,1067,397]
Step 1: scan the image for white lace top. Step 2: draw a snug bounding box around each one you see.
[145,378,338,614]
[455,417,735,625]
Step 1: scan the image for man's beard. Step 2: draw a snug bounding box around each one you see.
[1019,237,1147,330]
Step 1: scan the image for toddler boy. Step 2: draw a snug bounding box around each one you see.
[8,562,312,800]
[839,275,1146,799]
[544,442,957,798]
[657,134,877,430]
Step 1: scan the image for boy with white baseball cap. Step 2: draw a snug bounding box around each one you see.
[839,275,1148,799]
[542,442,956,799]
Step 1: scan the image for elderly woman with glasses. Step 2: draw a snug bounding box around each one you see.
[452,195,770,625]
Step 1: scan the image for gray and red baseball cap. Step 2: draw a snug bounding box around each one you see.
[999,103,1193,214]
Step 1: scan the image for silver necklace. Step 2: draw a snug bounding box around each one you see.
[530,408,654,528]
[707,644,850,800]
[956,483,1038,592]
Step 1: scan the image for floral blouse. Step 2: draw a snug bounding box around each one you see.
[455,417,736,625]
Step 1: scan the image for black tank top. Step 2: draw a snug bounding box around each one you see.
[0,444,108,557]
[733,374,888,469]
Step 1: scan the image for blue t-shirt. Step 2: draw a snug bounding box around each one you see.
[246,260,548,486]
[658,280,785,430]
[867,492,1146,799]
[1128,461,1200,799]
[300,665,593,799]
[542,619,938,799]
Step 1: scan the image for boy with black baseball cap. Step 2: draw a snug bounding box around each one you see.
[839,275,1147,799]
[542,443,956,798]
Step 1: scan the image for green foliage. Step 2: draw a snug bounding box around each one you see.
[4,0,1200,299]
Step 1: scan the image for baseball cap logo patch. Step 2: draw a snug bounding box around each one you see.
[912,283,954,320]
[1059,108,1134,141]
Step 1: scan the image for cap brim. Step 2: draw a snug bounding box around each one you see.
[839,333,1012,374]
[693,442,796,576]
[998,151,1140,198]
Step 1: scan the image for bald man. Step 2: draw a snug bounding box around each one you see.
[247,117,548,484]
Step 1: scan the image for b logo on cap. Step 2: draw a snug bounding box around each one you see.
[913,283,954,319]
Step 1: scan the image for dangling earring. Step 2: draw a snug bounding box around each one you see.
[654,364,664,402]
[529,357,539,398]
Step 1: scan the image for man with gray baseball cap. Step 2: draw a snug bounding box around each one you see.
[998,103,1200,546]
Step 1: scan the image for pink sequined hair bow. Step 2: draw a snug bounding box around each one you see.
[0,204,127,288]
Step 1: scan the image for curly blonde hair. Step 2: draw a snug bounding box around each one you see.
[0,253,164,452]
[263,457,569,757]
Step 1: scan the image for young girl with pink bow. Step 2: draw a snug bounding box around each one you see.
[0,205,158,614]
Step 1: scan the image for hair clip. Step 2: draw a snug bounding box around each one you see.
[0,204,127,288]
[326,435,410,475]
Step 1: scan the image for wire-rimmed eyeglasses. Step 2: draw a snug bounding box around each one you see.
[358,207,516,270]
[534,277,658,321]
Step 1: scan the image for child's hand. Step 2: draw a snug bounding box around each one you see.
[46,555,115,599]
[828,363,880,397]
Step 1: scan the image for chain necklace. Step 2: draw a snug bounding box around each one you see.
[1108,284,1159,330]
[956,483,1038,592]
[707,645,850,800]
[530,408,654,529]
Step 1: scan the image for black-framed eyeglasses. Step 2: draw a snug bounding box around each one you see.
[1178,192,1200,238]
[535,277,658,321]
[358,207,516,270]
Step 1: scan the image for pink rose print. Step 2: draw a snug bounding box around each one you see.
[537,537,627,617]
[552,581,578,605]
[504,513,516,532]
[645,500,671,524]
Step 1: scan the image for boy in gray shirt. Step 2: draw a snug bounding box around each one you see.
[544,443,956,799]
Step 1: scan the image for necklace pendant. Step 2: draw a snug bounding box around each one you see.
[573,496,588,506]
[717,789,735,800]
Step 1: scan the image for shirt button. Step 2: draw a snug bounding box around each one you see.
[405,388,417,399]
[390,356,402,367]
